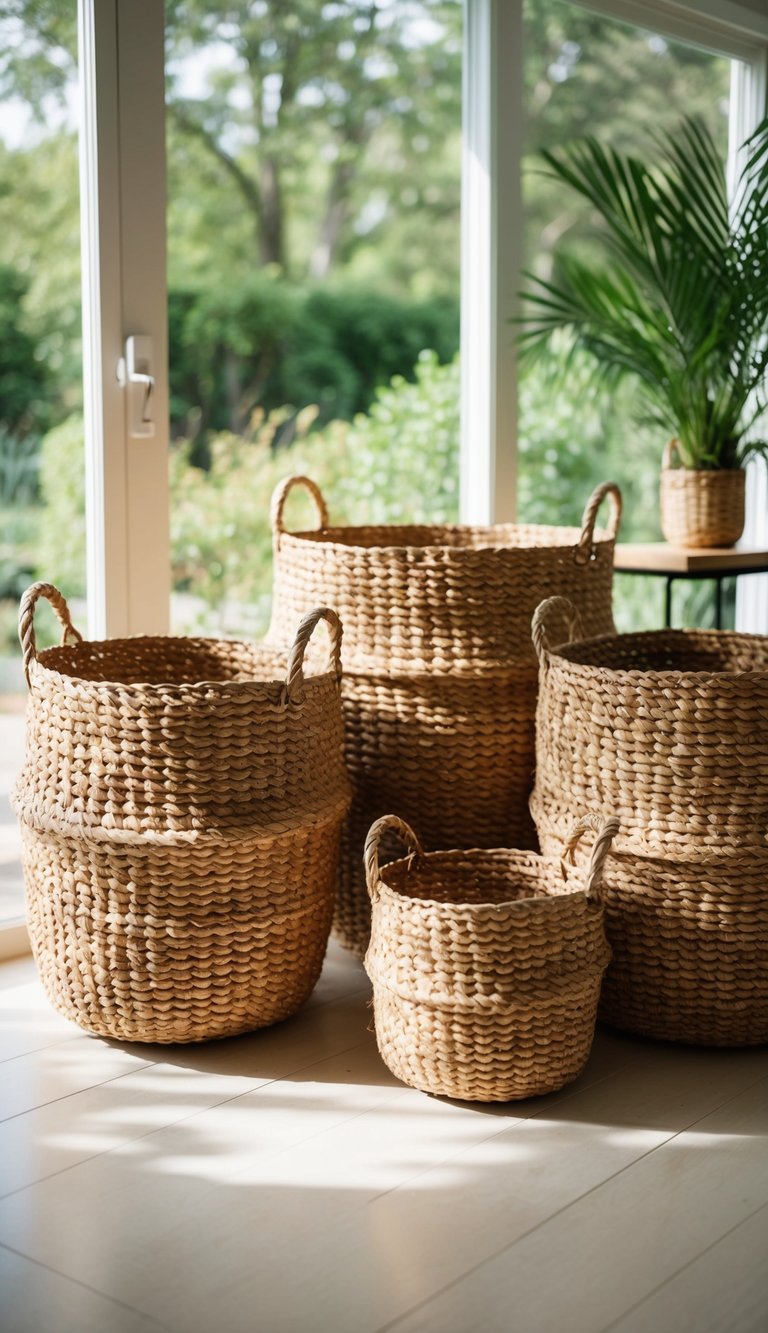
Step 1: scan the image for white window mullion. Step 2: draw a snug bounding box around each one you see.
[732,50,768,634]
[460,0,522,524]
[79,0,170,640]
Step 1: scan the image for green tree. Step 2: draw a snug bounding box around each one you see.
[0,264,48,432]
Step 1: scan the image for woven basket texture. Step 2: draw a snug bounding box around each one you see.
[364,814,616,1102]
[18,802,345,1043]
[15,583,351,1043]
[18,585,348,834]
[531,595,768,1045]
[535,820,768,1046]
[335,667,539,953]
[660,442,745,549]
[269,476,621,957]
[268,475,621,674]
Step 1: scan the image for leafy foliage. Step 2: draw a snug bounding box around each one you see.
[519,116,768,469]
[170,275,459,439]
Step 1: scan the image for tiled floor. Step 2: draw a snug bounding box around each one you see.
[1,945,767,1333]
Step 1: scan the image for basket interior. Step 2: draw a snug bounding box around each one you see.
[381,849,567,907]
[36,636,295,687]
[289,522,612,554]
[560,629,768,675]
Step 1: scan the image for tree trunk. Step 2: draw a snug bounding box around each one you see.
[259,157,285,269]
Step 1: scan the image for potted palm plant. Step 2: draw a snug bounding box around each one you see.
[519,116,768,548]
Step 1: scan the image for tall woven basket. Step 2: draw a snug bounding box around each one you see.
[364,813,617,1102]
[13,583,351,1044]
[531,595,768,1046]
[269,475,622,956]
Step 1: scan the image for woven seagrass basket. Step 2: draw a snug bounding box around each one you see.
[269,475,621,673]
[364,813,617,1102]
[660,440,745,549]
[14,583,351,1043]
[16,803,346,1043]
[269,476,622,957]
[17,583,348,834]
[531,595,768,1046]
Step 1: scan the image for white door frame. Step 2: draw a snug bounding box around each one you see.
[79,0,170,640]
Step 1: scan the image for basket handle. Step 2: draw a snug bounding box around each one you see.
[283,607,343,704]
[271,475,329,541]
[531,596,583,664]
[562,813,620,902]
[575,481,622,564]
[364,815,424,897]
[19,582,84,686]
[662,439,681,470]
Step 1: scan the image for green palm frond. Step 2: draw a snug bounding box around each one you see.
[519,115,768,468]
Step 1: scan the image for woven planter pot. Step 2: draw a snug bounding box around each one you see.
[660,441,745,548]
[14,583,351,1043]
[531,596,768,1045]
[269,476,622,956]
[16,802,346,1044]
[364,813,616,1101]
[17,583,348,834]
[269,475,622,674]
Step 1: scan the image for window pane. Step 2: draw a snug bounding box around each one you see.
[519,0,734,630]
[0,8,85,924]
[165,0,462,638]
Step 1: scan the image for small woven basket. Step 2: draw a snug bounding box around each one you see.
[531,596,768,1045]
[364,813,617,1102]
[14,583,351,1043]
[269,475,621,673]
[660,440,745,549]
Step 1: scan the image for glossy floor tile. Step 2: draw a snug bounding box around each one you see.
[1,945,766,1333]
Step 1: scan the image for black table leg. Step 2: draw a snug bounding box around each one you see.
[714,576,723,630]
[665,576,673,629]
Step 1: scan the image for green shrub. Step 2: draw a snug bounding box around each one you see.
[34,414,86,596]
[29,345,719,641]
[168,274,460,438]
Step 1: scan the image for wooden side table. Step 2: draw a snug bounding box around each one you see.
[613,543,768,629]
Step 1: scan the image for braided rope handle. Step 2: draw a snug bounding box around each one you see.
[283,607,343,704]
[575,481,623,564]
[271,475,329,541]
[19,582,83,686]
[562,813,621,902]
[364,814,424,897]
[531,595,584,664]
[662,439,681,470]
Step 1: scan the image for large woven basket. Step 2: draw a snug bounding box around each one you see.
[269,475,622,673]
[14,583,351,1043]
[269,476,622,957]
[364,813,617,1102]
[660,440,745,549]
[531,595,768,1045]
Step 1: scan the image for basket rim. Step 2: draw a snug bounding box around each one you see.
[13,788,352,847]
[30,632,341,695]
[547,626,768,681]
[530,802,768,864]
[278,521,617,557]
[372,846,591,914]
